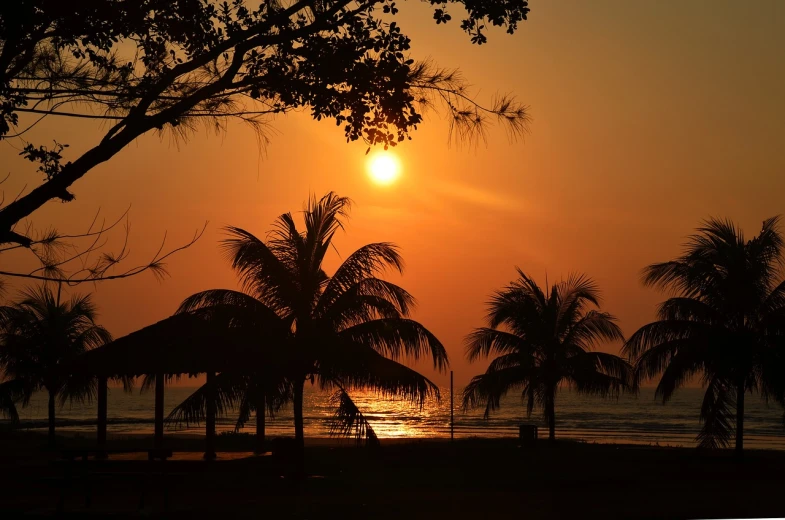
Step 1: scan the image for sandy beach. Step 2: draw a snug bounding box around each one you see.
[1,431,784,518]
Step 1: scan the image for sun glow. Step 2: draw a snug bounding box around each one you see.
[367,151,401,185]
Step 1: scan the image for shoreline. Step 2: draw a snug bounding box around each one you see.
[5,429,785,456]
[6,424,785,452]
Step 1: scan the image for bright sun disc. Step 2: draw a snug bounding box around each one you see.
[367,152,401,185]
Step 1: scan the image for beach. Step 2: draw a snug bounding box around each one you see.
[1,431,784,518]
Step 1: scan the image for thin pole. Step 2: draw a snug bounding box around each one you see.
[450,370,454,441]
[255,390,265,455]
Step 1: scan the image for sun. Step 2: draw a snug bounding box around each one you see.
[367,151,401,185]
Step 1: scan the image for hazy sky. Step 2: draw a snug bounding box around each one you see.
[1,1,784,387]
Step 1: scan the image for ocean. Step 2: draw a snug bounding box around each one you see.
[7,386,785,450]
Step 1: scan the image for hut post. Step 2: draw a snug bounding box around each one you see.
[154,373,164,450]
[96,375,108,458]
[204,371,216,460]
[255,391,265,454]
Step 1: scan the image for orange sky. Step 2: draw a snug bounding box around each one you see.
[1,1,784,387]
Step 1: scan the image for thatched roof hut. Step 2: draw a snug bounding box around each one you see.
[70,312,286,457]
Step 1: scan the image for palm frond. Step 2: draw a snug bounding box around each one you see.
[555,273,601,326]
[166,372,244,427]
[323,278,414,328]
[562,310,624,352]
[220,226,297,314]
[486,272,546,333]
[656,297,722,323]
[462,366,532,418]
[72,325,113,351]
[233,376,293,430]
[0,379,26,423]
[339,318,448,371]
[320,341,440,406]
[139,373,183,393]
[572,351,635,392]
[58,373,97,407]
[319,243,406,312]
[328,387,380,447]
[302,192,352,270]
[696,377,735,449]
[653,348,707,402]
[465,327,533,362]
[234,392,254,432]
[623,319,712,361]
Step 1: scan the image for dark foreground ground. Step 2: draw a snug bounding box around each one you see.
[1,432,784,519]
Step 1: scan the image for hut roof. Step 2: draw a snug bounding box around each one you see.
[72,313,282,377]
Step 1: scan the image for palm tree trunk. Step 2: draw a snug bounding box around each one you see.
[546,386,556,441]
[255,390,265,454]
[735,379,745,456]
[47,389,56,448]
[293,378,305,449]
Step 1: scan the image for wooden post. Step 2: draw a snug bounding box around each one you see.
[450,370,454,441]
[255,391,265,454]
[204,372,216,460]
[97,376,108,458]
[154,374,164,450]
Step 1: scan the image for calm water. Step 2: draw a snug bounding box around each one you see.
[6,386,785,450]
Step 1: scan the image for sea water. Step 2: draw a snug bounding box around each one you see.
[6,386,785,450]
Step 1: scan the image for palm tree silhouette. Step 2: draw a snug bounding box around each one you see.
[463,270,633,441]
[624,217,785,454]
[171,193,448,449]
[0,285,112,446]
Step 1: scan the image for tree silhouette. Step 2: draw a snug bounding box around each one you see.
[463,270,633,440]
[624,217,785,454]
[0,0,531,253]
[0,204,206,285]
[170,193,447,449]
[0,284,112,446]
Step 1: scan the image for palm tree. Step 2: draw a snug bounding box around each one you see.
[623,217,785,454]
[0,285,112,446]
[463,270,633,441]
[171,193,448,449]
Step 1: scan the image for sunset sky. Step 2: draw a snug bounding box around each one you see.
[1,0,784,388]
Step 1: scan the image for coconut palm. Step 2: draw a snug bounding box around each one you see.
[0,285,112,446]
[623,217,785,453]
[170,193,448,449]
[463,270,633,440]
